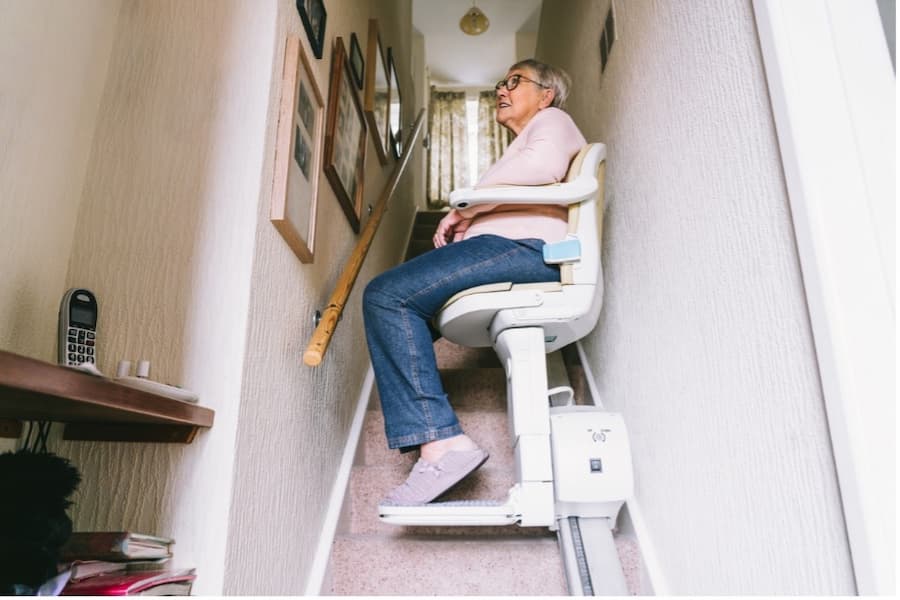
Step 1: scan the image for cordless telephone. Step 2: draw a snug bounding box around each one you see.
[58,288,98,367]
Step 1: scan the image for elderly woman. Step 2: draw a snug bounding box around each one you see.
[364,59,586,505]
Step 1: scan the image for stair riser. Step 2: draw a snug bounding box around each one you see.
[370,368,508,414]
[360,409,514,467]
[434,339,501,369]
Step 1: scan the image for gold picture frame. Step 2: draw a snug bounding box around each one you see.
[271,35,325,263]
[324,37,368,233]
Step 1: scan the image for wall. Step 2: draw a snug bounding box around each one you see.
[223,0,417,593]
[1,0,419,594]
[537,0,854,594]
[52,0,276,593]
[0,0,120,363]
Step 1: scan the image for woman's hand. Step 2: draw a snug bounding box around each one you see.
[433,209,472,248]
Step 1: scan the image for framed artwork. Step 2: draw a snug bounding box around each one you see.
[271,36,324,263]
[363,19,391,165]
[349,32,364,90]
[387,47,403,159]
[324,37,367,233]
[296,0,327,59]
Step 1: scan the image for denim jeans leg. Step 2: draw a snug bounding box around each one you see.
[363,235,560,451]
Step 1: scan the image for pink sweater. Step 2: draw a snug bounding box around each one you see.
[460,107,587,244]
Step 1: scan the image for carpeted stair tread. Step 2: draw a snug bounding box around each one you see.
[329,535,568,596]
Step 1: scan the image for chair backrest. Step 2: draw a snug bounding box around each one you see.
[560,143,606,287]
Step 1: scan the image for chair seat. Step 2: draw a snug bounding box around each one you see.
[436,282,600,351]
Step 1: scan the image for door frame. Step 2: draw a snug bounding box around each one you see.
[752,0,895,594]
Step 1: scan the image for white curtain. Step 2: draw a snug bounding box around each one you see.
[476,90,511,179]
[426,88,468,208]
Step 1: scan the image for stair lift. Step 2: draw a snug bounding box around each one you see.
[378,144,634,594]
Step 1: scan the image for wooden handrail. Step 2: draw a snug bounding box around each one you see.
[304,108,426,366]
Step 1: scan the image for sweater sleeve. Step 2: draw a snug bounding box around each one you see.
[476,108,584,187]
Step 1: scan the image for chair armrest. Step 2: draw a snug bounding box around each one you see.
[449,176,598,209]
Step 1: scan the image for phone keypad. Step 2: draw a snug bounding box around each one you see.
[67,327,96,365]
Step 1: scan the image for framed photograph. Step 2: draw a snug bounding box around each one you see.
[296,0,327,59]
[271,35,325,263]
[363,19,391,165]
[387,47,403,159]
[349,32,364,90]
[324,37,367,233]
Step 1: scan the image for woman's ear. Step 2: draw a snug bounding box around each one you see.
[539,88,555,109]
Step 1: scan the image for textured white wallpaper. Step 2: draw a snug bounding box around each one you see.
[537,0,854,594]
[2,0,418,593]
[223,0,418,592]
[53,0,279,593]
[0,0,120,362]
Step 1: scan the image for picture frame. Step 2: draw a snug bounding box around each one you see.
[387,47,403,159]
[363,19,391,166]
[296,0,327,59]
[349,32,364,91]
[271,36,325,263]
[324,37,368,233]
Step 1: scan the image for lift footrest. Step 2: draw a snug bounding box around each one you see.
[378,498,518,526]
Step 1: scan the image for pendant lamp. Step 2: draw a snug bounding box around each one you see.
[460,2,490,36]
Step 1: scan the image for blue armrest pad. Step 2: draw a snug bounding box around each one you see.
[543,238,581,264]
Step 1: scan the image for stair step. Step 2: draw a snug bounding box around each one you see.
[405,239,435,261]
[369,367,507,414]
[434,338,500,368]
[360,409,513,468]
[412,223,436,240]
[413,210,447,225]
[329,535,568,595]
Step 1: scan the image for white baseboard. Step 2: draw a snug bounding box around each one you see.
[576,340,670,595]
[304,366,374,595]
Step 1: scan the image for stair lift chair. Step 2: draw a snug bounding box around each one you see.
[379,143,633,530]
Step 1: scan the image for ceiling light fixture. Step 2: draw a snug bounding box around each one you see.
[460,1,490,36]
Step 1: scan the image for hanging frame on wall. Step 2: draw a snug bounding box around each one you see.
[363,19,391,166]
[387,47,403,159]
[323,37,368,233]
[271,35,325,263]
[349,32,364,90]
[296,0,327,59]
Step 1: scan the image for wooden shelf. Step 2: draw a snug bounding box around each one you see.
[0,351,214,443]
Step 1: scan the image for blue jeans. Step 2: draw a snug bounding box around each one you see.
[363,234,560,451]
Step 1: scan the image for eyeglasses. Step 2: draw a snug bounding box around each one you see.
[494,74,549,92]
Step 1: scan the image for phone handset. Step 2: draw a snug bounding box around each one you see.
[58,288,98,367]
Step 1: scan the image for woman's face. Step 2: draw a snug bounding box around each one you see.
[495,67,554,134]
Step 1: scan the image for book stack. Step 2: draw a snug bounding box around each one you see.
[59,532,195,596]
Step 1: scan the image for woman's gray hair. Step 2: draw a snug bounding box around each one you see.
[508,59,572,109]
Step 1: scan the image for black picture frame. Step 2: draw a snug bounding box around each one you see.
[349,32,364,90]
[296,0,327,59]
[387,47,402,159]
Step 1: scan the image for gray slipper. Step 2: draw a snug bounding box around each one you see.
[381,448,490,506]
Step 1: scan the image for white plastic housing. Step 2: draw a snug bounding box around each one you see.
[549,407,633,520]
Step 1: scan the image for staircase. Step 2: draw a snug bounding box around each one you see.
[327,212,643,595]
